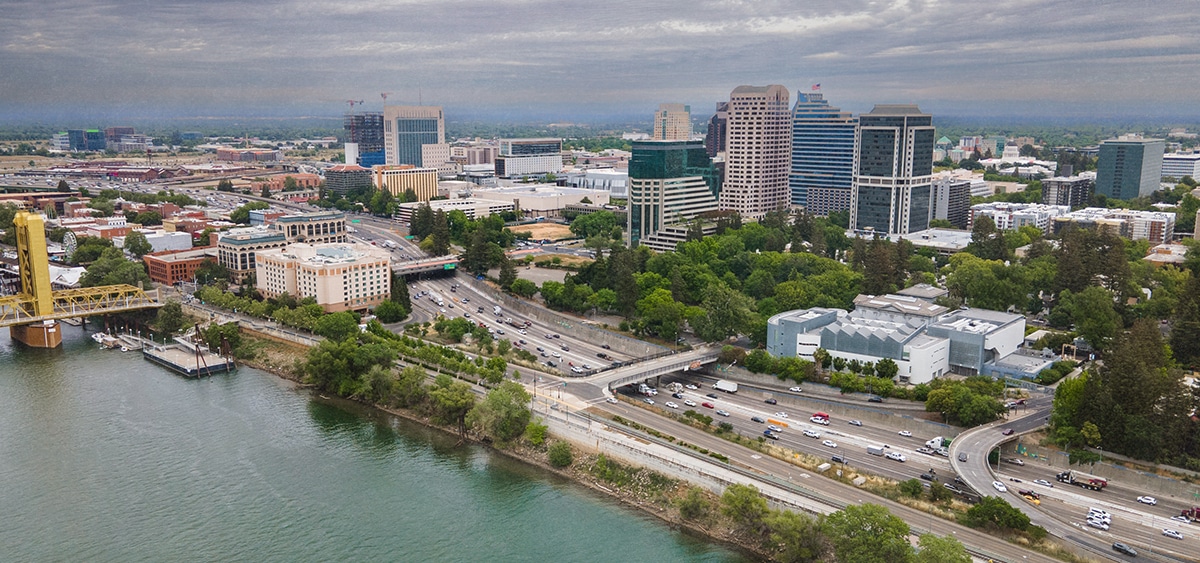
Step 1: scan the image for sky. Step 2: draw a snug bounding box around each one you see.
[2,0,1197,125]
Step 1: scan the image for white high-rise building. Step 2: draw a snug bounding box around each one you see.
[718,85,792,219]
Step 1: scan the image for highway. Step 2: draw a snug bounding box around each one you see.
[952,403,1197,562]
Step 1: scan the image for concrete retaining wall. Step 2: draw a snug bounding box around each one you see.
[999,441,1200,501]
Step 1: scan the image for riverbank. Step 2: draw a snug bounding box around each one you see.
[229,328,770,559]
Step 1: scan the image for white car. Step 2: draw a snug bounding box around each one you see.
[788,386,802,392]
[1170,515,1190,524]
[1163,529,1184,540]
[685,384,698,390]
[552,352,562,358]
[822,440,838,448]
[885,452,907,462]
[774,412,789,419]
[1087,519,1109,531]
[665,402,679,409]
[992,481,1007,493]
[847,419,862,426]
[809,417,830,425]
[898,430,913,437]
[715,409,730,417]
[803,429,821,438]
[606,397,618,404]
[1033,479,1053,488]
[684,399,697,407]
[767,424,784,432]
[1137,496,1157,505]
[643,398,655,405]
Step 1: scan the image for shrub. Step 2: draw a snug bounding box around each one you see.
[548,441,573,468]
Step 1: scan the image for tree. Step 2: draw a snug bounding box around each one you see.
[216,179,235,192]
[388,271,411,313]
[913,534,970,563]
[822,504,912,563]
[498,256,517,290]
[766,510,827,563]
[374,300,407,323]
[467,381,531,442]
[636,288,686,340]
[123,230,153,258]
[720,484,768,533]
[964,496,1030,532]
[313,311,360,341]
[548,441,573,467]
[968,215,1009,261]
[411,203,434,239]
[678,487,711,521]
[394,365,429,408]
[462,227,491,275]
[510,278,538,298]
[429,374,476,436]
[80,247,151,288]
[260,185,271,198]
[155,300,185,335]
[133,211,162,226]
[194,258,231,285]
[875,358,899,380]
[569,210,618,238]
[229,201,269,224]
[1059,286,1120,350]
[690,282,757,342]
[283,176,299,191]
[1170,274,1200,366]
[899,479,924,498]
[430,209,451,256]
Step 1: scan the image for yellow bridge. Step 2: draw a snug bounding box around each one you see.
[1,212,160,347]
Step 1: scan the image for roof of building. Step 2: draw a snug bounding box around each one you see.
[275,210,345,223]
[853,293,949,318]
[325,164,371,172]
[144,247,218,263]
[866,104,926,116]
[895,284,949,300]
[932,308,1023,334]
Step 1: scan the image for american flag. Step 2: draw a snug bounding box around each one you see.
[811,84,821,91]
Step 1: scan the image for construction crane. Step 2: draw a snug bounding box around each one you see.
[346,99,365,110]
[380,92,393,105]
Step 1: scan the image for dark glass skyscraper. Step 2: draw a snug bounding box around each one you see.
[788,93,856,214]
[627,140,721,251]
[1095,136,1165,200]
[345,112,385,167]
[850,105,935,235]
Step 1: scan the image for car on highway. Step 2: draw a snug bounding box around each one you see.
[822,440,837,448]
[767,424,783,432]
[601,344,611,349]
[552,352,562,358]
[788,386,802,392]
[715,410,730,417]
[763,430,779,440]
[1032,479,1053,488]
[992,481,1007,493]
[1087,519,1109,531]
[684,400,697,407]
[751,416,765,423]
[685,384,698,390]
[1162,529,1184,540]
[764,398,777,405]
[701,402,714,409]
[920,473,936,481]
[810,417,829,425]
[885,452,907,462]
[1004,458,1025,466]
[1170,515,1190,524]
[774,412,789,419]
[552,334,560,339]
[560,345,569,351]
[545,361,556,367]
[671,392,684,399]
[1001,428,1015,435]
[848,420,862,426]
[706,393,718,399]
[644,398,655,405]
[897,430,912,437]
[606,397,618,404]
[665,402,679,409]
[803,429,821,438]
[1111,542,1137,557]
[958,452,969,462]
[581,364,591,370]
[1137,496,1157,505]
[916,447,936,456]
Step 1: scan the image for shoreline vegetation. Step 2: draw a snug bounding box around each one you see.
[220,321,1085,563]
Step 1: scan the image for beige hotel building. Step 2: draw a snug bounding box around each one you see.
[256,242,392,313]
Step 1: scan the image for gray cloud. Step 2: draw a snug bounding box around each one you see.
[2,0,1196,123]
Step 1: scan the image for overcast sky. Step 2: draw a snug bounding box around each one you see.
[2,0,1196,125]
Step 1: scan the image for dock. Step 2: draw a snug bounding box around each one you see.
[141,335,234,378]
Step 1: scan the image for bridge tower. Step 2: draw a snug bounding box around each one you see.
[10,212,61,347]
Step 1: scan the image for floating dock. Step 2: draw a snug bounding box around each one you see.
[141,336,234,378]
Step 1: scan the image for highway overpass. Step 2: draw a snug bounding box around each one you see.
[581,346,721,389]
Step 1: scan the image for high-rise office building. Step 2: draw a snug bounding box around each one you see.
[345,112,385,167]
[494,138,563,179]
[704,102,728,158]
[627,140,722,251]
[383,105,444,167]
[850,104,936,235]
[718,85,792,219]
[932,174,971,229]
[788,92,856,213]
[652,103,692,141]
[1095,135,1164,200]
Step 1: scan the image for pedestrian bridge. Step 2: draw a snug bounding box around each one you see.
[584,346,721,390]
[393,256,459,275]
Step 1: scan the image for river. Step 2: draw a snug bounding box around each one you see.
[0,324,746,562]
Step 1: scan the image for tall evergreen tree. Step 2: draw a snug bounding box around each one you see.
[1171,274,1200,366]
[498,256,517,290]
[389,271,411,315]
[462,227,490,275]
[430,209,451,256]
[411,203,434,239]
[609,246,639,317]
